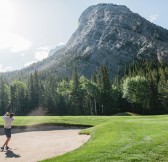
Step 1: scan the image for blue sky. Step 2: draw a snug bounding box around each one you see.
[0,0,168,72]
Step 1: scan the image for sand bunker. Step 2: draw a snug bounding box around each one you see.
[0,127,90,162]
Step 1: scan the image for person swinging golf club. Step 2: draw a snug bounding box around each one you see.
[1,112,14,151]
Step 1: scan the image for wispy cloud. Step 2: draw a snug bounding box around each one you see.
[24,61,37,68]
[24,46,50,68]
[35,51,49,61]
[36,46,50,51]
[0,64,13,72]
[20,53,25,56]
[34,46,50,61]
[58,42,65,46]
[0,30,32,52]
[148,13,159,22]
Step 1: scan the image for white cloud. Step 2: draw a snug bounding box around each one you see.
[0,30,32,52]
[149,13,159,22]
[24,61,37,68]
[58,42,65,46]
[20,53,25,56]
[24,46,50,68]
[35,51,49,61]
[37,46,50,51]
[34,47,50,61]
[0,64,13,72]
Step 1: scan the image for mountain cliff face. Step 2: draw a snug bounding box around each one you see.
[48,45,65,57]
[2,3,168,79]
[59,3,168,78]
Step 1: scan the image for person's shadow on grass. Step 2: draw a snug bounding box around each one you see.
[5,150,21,158]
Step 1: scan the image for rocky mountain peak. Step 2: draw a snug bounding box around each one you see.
[2,3,168,80]
[79,3,168,41]
[27,3,168,78]
[78,3,131,26]
[65,3,168,70]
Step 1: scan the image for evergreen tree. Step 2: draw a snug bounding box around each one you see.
[0,77,10,114]
[99,66,113,115]
[44,76,62,115]
[28,71,41,108]
[57,79,71,114]
[10,80,28,115]
[70,67,83,115]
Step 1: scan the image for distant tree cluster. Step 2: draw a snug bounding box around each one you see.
[0,60,167,115]
[120,60,168,114]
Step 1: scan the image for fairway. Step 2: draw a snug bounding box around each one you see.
[0,115,168,162]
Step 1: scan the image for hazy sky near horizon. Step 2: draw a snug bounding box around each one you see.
[0,0,168,72]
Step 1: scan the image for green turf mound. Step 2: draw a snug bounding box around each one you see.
[114,112,139,116]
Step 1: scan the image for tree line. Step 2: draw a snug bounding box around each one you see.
[0,60,167,115]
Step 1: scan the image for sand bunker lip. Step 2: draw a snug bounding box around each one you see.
[0,123,92,135]
[0,125,91,162]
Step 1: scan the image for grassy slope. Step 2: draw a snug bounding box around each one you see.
[0,116,112,127]
[0,115,168,161]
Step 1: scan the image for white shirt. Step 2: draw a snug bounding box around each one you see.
[3,115,14,129]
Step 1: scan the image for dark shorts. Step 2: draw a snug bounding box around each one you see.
[4,128,11,138]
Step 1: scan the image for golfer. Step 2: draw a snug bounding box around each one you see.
[1,112,14,151]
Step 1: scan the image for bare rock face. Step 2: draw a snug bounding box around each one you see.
[4,3,168,79]
[48,3,168,78]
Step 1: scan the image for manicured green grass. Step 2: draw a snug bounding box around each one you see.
[0,115,168,161]
[0,116,112,127]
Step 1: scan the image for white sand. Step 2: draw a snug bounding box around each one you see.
[0,129,90,162]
